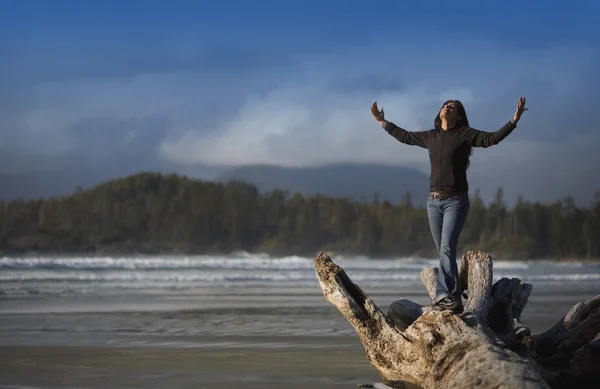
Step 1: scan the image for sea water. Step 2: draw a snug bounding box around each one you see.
[1,253,599,349]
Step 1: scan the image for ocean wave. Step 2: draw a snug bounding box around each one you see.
[0,254,531,272]
[525,273,600,281]
[2,254,596,299]
[0,269,423,283]
[0,255,309,270]
[2,267,598,285]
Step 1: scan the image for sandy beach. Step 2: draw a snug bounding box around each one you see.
[1,254,598,388]
[0,291,594,389]
[0,341,380,389]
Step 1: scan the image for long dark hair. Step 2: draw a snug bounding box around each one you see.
[434,100,474,168]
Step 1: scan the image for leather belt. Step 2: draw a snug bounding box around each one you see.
[429,192,467,200]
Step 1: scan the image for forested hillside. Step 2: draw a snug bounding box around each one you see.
[1,172,599,259]
[216,163,429,205]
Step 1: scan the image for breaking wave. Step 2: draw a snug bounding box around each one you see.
[1,252,597,296]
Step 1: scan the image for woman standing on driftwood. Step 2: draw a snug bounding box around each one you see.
[371,97,527,310]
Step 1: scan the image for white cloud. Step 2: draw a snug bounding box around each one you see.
[158,85,433,168]
[1,40,598,203]
[0,70,264,172]
[159,88,314,166]
[153,42,599,204]
[157,43,595,172]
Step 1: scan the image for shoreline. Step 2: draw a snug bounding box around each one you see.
[2,249,600,263]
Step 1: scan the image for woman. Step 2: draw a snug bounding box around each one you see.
[370,97,527,310]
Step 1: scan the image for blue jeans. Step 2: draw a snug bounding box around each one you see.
[426,194,470,304]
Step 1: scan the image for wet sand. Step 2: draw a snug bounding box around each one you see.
[0,304,576,389]
[2,254,598,388]
[0,341,380,389]
[0,301,594,389]
[1,291,597,388]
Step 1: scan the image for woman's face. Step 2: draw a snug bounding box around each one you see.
[440,101,458,122]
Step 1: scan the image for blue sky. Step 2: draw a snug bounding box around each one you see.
[1,0,599,203]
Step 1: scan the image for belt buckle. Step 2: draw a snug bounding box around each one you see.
[432,192,451,200]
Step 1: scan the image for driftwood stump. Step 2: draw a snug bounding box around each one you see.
[313,250,599,389]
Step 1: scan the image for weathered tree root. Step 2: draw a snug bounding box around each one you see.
[313,250,600,389]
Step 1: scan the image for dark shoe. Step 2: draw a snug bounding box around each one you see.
[515,325,531,338]
[434,296,459,310]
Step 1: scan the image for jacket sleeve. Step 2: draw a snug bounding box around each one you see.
[382,121,432,148]
[462,121,517,148]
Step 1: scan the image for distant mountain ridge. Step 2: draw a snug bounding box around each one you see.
[216,163,429,205]
[0,163,429,205]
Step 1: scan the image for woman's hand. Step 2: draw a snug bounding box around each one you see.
[371,101,385,124]
[512,96,527,123]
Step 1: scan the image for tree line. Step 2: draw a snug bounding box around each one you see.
[0,172,598,260]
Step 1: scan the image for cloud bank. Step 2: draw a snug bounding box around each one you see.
[1,38,598,204]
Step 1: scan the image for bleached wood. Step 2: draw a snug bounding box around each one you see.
[462,250,493,322]
[313,251,559,389]
[419,267,437,302]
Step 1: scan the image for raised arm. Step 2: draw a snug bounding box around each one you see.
[371,101,432,148]
[461,121,517,148]
[461,96,527,148]
[381,120,432,148]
